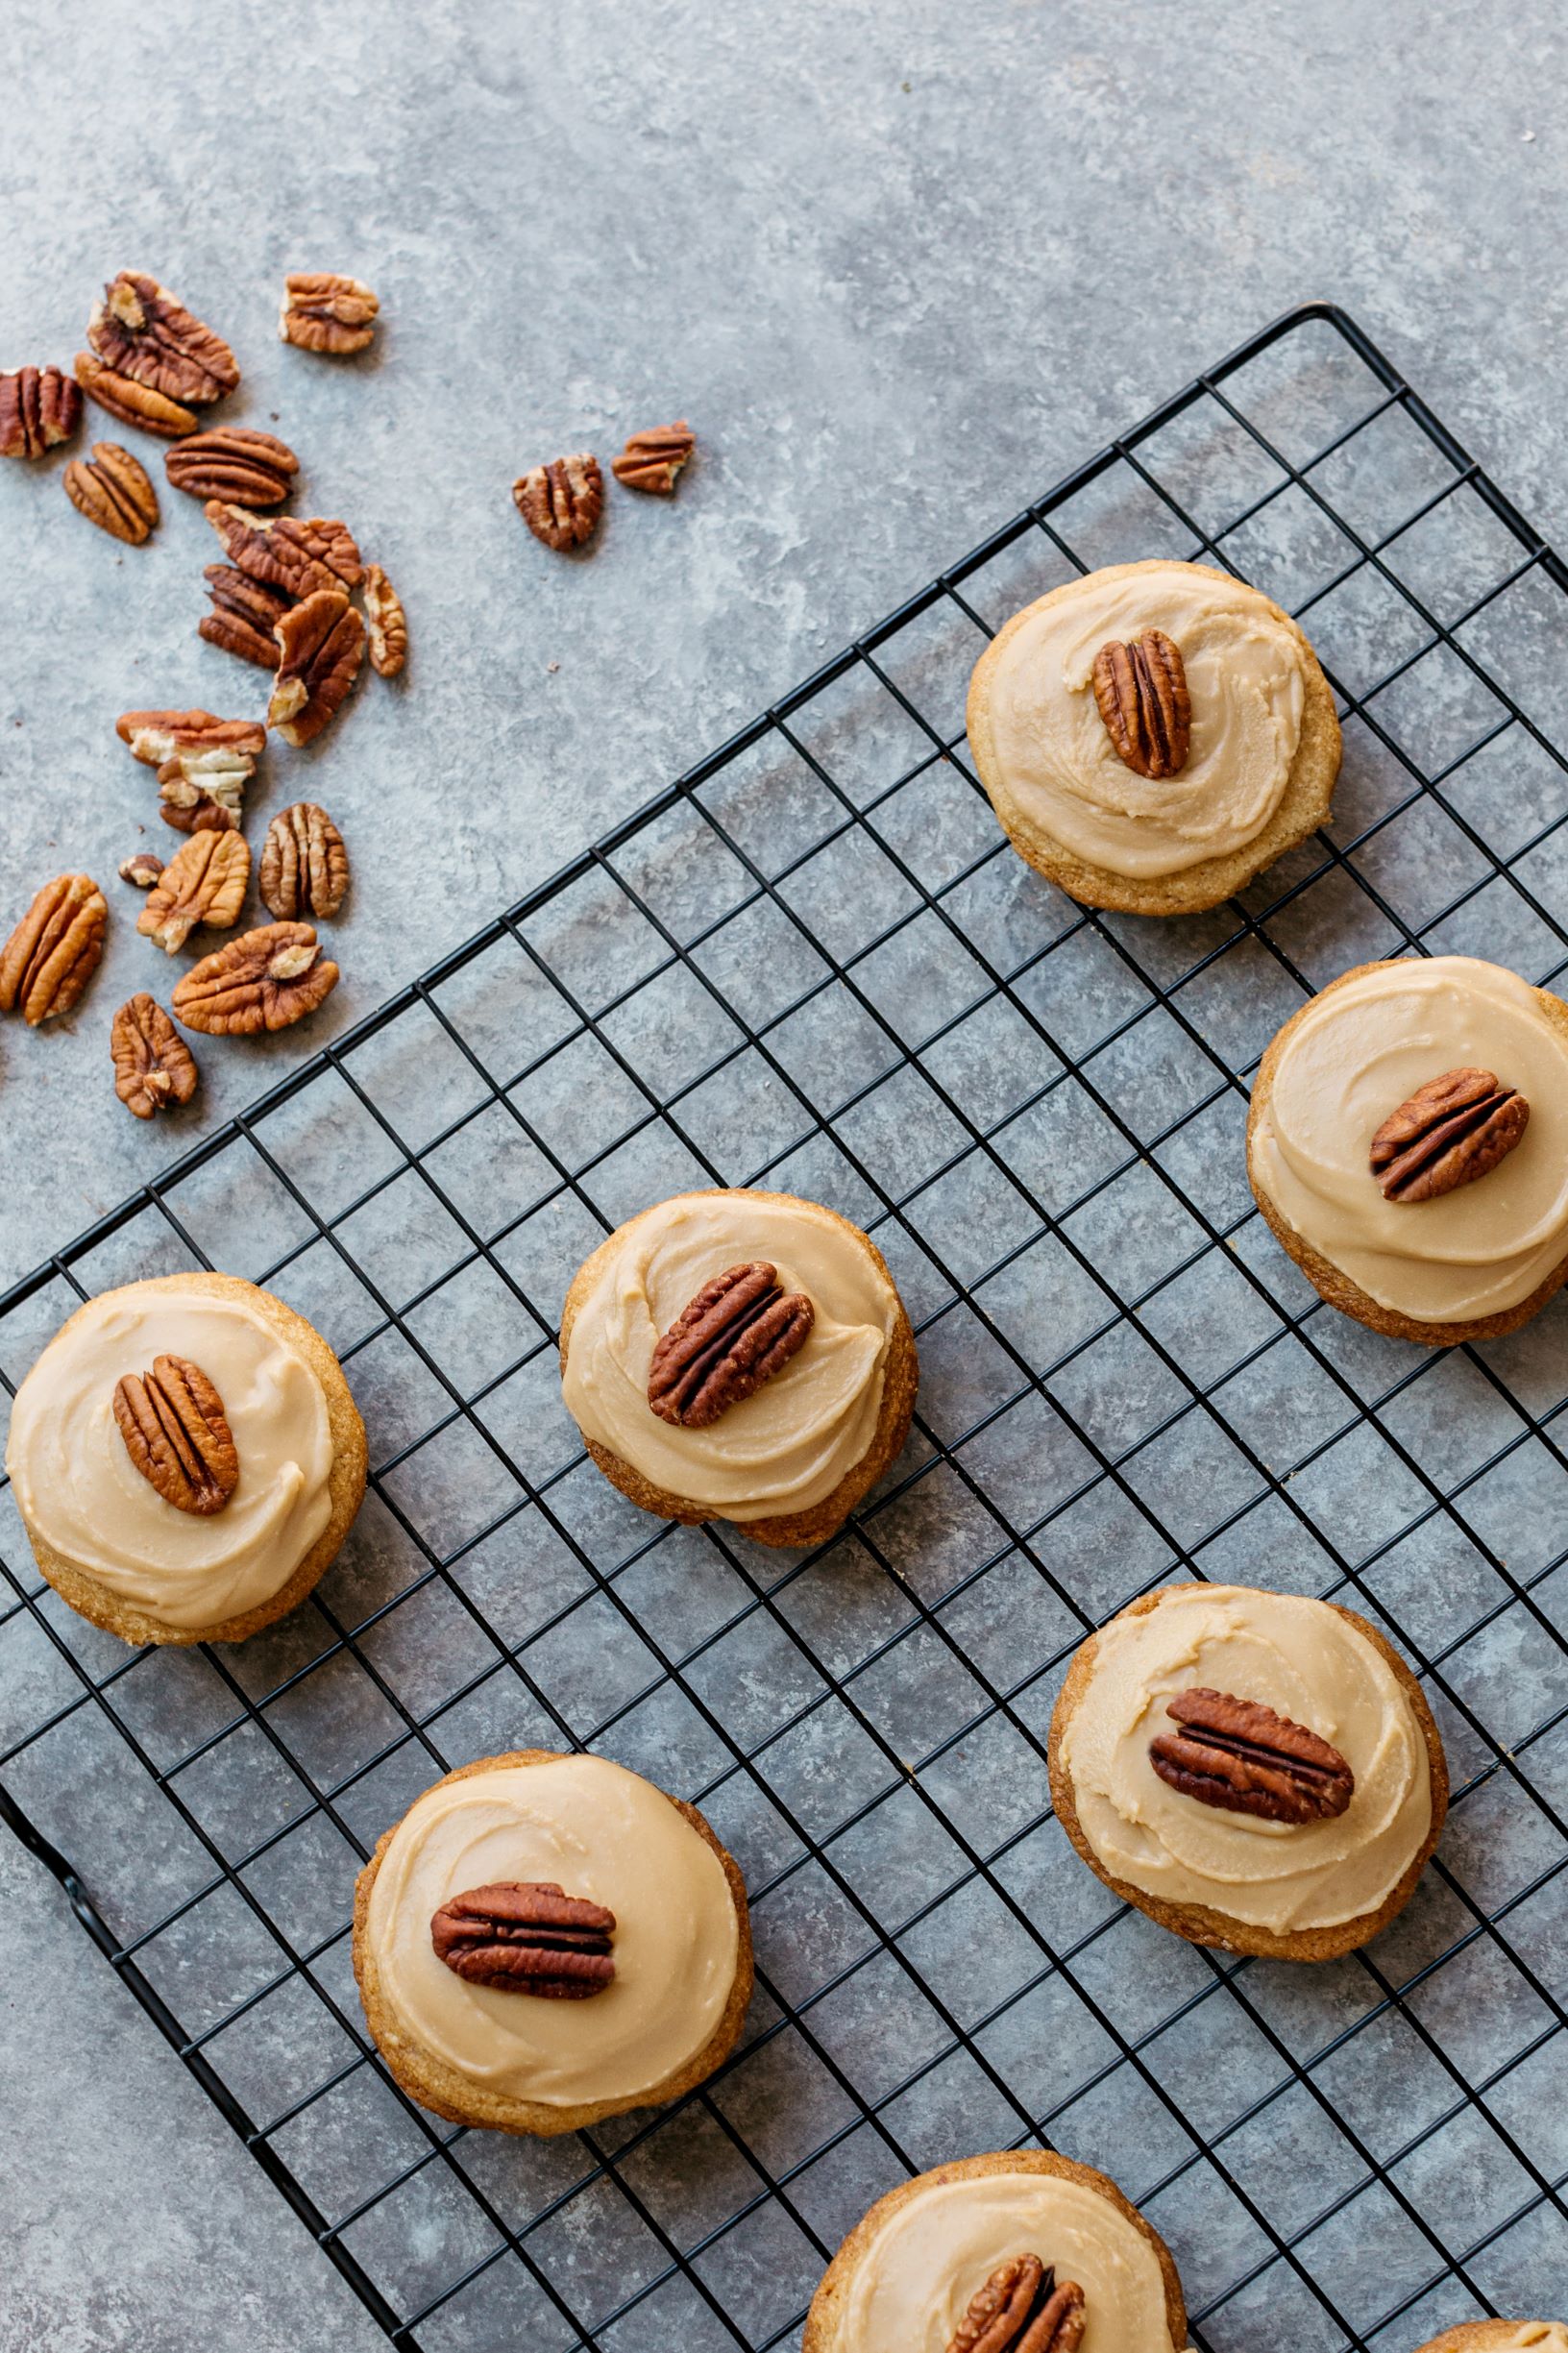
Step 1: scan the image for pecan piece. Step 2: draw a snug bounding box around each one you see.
[1370,1066,1530,1204]
[63,441,159,543]
[259,803,350,920]
[0,365,82,458]
[1150,1688,1355,1825]
[199,565,289,670]
[137,828,251,954]
[119,851,164,888]
[947,2257,1086,2353]
[166,427,298,507]
[0,874,107,1024]
[112,1354,237,1512]
[267,590,366,747]
[172,921,338,1035]
[1092,628,1191,780]
[110,993,198,1119]
[513,453,602,551]
[648,1261,814,1428]
[429,1882,616,1997]
[205,501,362,597]
[116,709,264,834]
[74,350,198,439]
[86,271,238,407]
[362,564,407,677]
[611,420,695,495]
[279,272,380,355]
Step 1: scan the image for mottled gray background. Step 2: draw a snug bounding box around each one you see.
[3,0,1567,2343]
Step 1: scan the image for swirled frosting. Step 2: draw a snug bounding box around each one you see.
[561,1192,897,1520]
[363,1754,740,2108]
[980,562,1308,878]
[5,1281,332,1630]
[1252,958,1568,1323]
[1060,1585,1433,1935]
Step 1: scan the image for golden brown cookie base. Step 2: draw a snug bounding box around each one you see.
[15,1271,367,1648]
[1047,1585,1448,1962]
[966,558,1342,915]
[801,2147,1187,2353]
[1414,2327,1568,2352]
[352,1748,754,2137]
[559,1189,919,1549]
[1247,959,1568,1343]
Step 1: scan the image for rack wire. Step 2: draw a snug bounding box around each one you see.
[3,304,1567,2352]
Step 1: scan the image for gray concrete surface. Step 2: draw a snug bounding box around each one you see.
[3,0,1567,2344]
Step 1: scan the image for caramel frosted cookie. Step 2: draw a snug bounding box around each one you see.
[966,558,1339,915]
[353,1749,752,2136]
[4,1272,365,1648]
[803,2149,1187,2353]
[559,1188,918,1548]
[1249,955,1568,1344]
[1048,1583,1447,1961]
[1414,2328,1568,2352]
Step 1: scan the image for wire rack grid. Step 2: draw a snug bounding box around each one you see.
[3,304,1568,2353]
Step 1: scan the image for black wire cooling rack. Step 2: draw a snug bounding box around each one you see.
[4,304,1568,2353]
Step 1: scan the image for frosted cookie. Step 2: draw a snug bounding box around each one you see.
[1048,1584,1447,1962]
[559,1188,918,1548]
[966,558,1339,914]
[1414,2328,1568,2352]
[1249,956,1568,1343]
[4,1271,366,1647]
[802,2149,1187,2353]
[353,1749,752,2136]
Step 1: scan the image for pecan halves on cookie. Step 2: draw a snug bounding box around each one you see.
[361,564,407,676]
[172,921,338,1035]
[280,272,380,355]
[0,874,107,1024]
[267,590,366,747]
[112,1354,237,1512]
[611,420,695,494]
[63,441,159,543]
[1092,628,1191,779]
[0,365,82,458]
[74,350,198,438]
[205,501,363,598]
[430,1882,616,1997]
[199,565,290,670]
[137,828,251,954]
[1150,1687,1355,1825]
[1369,1066,1530,1204]
[513,453,603,550]
[87,271,239,406]
[259,802,349,920]
[947,2257,1087,2353]
[111,993,198,1118]
[165,427,298,507]
[648,1261,815,1429]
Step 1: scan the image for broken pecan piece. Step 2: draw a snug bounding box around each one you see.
[1370,1066,1530,1204]
[110,992,198,1119]
[648,1261,814,1428]
[362,564,406,677]
[86,271,238,407]
[116,709,264,834]
[1092,628,1191,780]
[74,349,198,438]
[199,564,290,670]
[172,921,338,1035]
[165,427,298,506]
[280,272,380,355]
[0,365,82,458]
[259,803,350,920]
[513,453,603,551]
[267,590,366,747]
[947,2257,1086,2353]
[430,1882,616,1997]
[611,420,695,495]
[137,829,251,954]
[112,1354,237,1512]
[205,501,362,598]
[0,874,107,1024]
[119,851,164,889]
[1150,1688,1355,1825]
[63,441,159,543]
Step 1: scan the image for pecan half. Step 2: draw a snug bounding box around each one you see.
[86,272,239,407]
[172,921,338,1035]
[1369,1066,1530,1204]
[199,564,290,670]
[280,273,379,355]
[74,350,198,439]
[429,1882,616,1997]
[137,829,251,954]
[513,453,603,551]
[1150,1687,1355,1825]
[166,427,298,507]
[947,2258,1086,2353]
[267,590,366,746]
[0,365,82,458]
[63,441,159,543]
[0,874,107,1024]
[119,851,164,888]
[611,420,695,495]
[112,1354,237,1512]
[259,803,350,920]
[362,564,406,677]
[205,501,362,598]
[648,1261,814,1428]
[110,992,198,1119]
[1092,628,1191,780]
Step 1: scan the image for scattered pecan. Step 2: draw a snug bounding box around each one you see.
[947,2258,1086,2353]
[267,589,365,747]
[1369,1066,1530,1205]
[172,921,338,1035]
[648,1261,814,1428]
[116,709,264,834]
[1150,1688,1355,1825]
[429,1882,616,1997]
[117,709,267,770]
[1092,628,1191,780]
[112,1354,237,1512]
[86,271,239,407]
[110,993,198,1119]
[259,803,350,920]
[279,271,380,355]
[63,441,159,543]
[74,349,198,439]
[137,829,251,954]
[0,365,82,458]
[362,564,406,676]
[199,564,289,670]
[0,873,107,1025]
[205,501,362,598]
[513,453,603,551]
[165,427,298,507]
[611,420,695,495]
[119,851,164,888]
